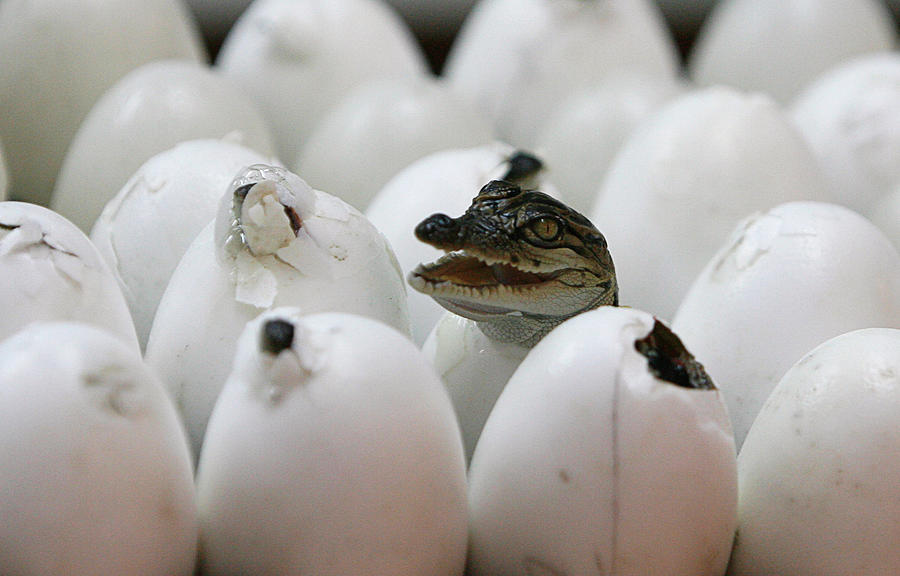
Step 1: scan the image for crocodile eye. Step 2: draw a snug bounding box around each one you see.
[529,216,563,242]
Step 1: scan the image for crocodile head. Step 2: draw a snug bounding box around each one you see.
[408,179,618,347]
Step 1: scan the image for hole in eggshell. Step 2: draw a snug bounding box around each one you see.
[634,320,715,390]
[260,319,295,355]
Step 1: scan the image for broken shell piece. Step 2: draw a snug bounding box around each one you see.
[467,306,737,576]
[0,202,138,352]
[145,165,409,459]
[0,322,196,575]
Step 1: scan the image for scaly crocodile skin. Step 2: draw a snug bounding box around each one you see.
[409,178,618,348]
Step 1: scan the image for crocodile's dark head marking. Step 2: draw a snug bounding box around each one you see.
[408,179,618,347]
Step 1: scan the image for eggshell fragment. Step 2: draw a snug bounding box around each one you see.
[672,201,900,449]
[216,0,427,164]
[294,77,493,210]
[196,309,467,576]
[467,306,737,576]
[728,328,900,576]
[366,143,558,344]
[689,0,898,103]
[0,0,205,206]
[790,53,900,214]
[444,0,679,146]
[590,87,828,320]
[90,138,277,349]
[145,165,409,458]
[52,59,276,231]
[0,322,196,576]
[0,202,138,352]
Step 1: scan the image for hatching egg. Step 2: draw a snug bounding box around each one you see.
[196,309,467,576]
[0,322,196,575]
[790,52,900,214]
[689,0,897,103]
[294,77,493,211]
[0,0,205,206]
[444,0,678,146]
[467,306,737,576]
[51,59,276,231]
[216,0,427,164]
[366,143,556,344]
[0,202,138,352]
[672,201,900,449]
[91,138,277,350]
[145,164,409,458]
[728,328,900,575]
[590,86,828,320]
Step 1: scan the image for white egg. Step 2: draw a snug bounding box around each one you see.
[51,59,277,232]
[91,138,278,350]
[216,0,427,164]
[294,77,494,211]
[422,313,528,463]
[590,86,829,320]
[196,309,467,575]
[145,164,410,458]
[0,0,205,206]
[672,201,900,450]
[443,0,679,146]
[0,202,138,352]
[728,328,900,576]
[467,306,737,576]
[869,184,900,251]
[535,74,685,214]
[790,53,900,215]
[689,0,898,103]
[0,322,196,575]
[366,143,557,345]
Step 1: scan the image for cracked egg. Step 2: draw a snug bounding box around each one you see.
[196,309,467,575]
[0,201,138,352]
[144,164,409,460]
[467,306,737,576]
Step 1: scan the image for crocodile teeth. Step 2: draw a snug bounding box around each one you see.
[411,251,549,289]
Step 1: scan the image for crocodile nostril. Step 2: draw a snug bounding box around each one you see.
[415,213,457,241]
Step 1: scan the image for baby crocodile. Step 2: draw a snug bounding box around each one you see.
[408,179,618,348]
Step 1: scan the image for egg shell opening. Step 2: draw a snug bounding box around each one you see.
[467,306,737,576]
[196,310,468,575]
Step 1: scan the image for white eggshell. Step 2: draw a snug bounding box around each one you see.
[689,0,898,103]
[467,306,737,576]
[790,53,900,214]
[0,0,205,206]
[0,202,138,352]
[145,165,410,458]
[869,184,900,250]
[51,59,276,231]
[672,201,900,449]
[216,0,427,164]
[728,328,900,576]
[590,87,828,320]
[444,0,679,146]
[294,77,493,210]
[0,322,196,575]
[423,312,528,463]
[366,143,558,344]
[90,138,278,349]
[196,309,468,576]
[535,74,685,213]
